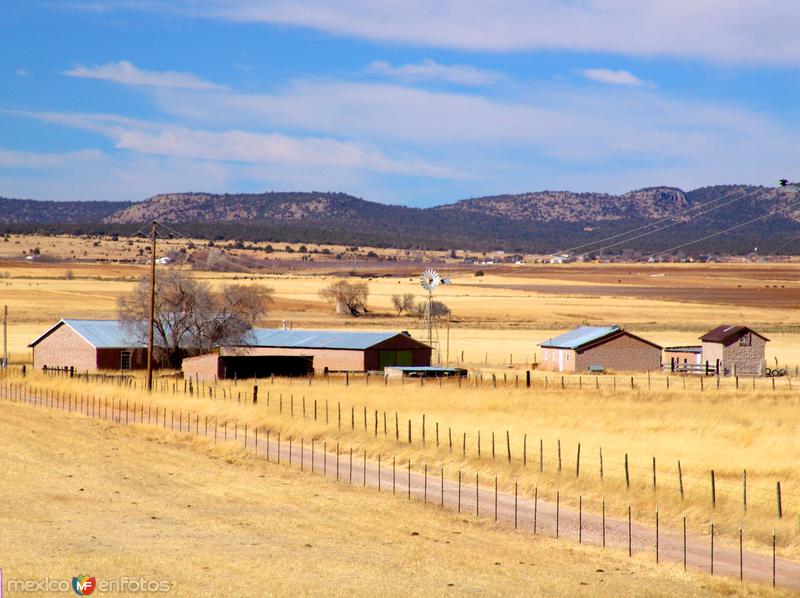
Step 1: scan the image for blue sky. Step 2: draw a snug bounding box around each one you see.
[1,1,799,206]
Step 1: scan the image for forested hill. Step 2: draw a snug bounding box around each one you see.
[1,185,797,254]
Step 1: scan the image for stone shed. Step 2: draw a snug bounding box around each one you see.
[699,325,769,376]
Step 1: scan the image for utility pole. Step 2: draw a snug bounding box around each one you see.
[146,221,157,392]
[2,305,7,368]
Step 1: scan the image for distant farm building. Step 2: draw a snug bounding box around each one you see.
[29,319,147,372]
[538,326,662,373]
[182,329,432,381]
[664,325,768,376]
[701,325,768,376]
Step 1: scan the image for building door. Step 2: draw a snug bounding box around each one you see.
[558,350,563,372]
[396,351,412,366]
[379,350,396,369]
[120,350,132,370]
[380,350,413,369]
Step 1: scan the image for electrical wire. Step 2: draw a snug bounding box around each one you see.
[555,161,800,255]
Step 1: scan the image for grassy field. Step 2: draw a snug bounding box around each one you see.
[3,257,800,366]
[0,399,771,597]
[2,245,800,593]
[8,369,799,562]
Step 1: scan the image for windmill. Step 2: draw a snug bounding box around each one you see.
[420,268,450,361]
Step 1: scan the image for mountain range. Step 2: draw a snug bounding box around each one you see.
[1,185,798,254]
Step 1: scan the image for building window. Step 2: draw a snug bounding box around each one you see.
[120,350,132,370]
[739,333,752,347]
[566,353,570,361]
[544,352,548,361]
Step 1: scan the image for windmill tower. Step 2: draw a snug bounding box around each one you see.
[419,268,450,363]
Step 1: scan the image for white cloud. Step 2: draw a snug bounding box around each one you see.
[115,1,800,65]
[63,60,224,90]
[143,76,798,191]
[8,110,459,178]
[366,59,502,86]
[15,68,29,77]
[582,68,643,86]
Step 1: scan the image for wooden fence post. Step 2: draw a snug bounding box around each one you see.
[777,481,783,518]
[576,442,581,477]
[557,439,562,472]
[678,460,684,499]
[743,469,747,513]
[711,470,716,508]
[625,453,630,488]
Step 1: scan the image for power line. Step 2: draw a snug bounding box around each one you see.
[639,198,800,262]
[585,184,776,256]
[556,162,800,255]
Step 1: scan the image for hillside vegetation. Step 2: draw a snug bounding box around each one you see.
[1,184,798,253]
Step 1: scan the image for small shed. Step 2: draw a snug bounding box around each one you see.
[663,346,703,372]
[29,319,147,372]
[700,325,769,376]
[538,325,662,373]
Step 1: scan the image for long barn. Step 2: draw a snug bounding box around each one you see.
[182,329,432,380]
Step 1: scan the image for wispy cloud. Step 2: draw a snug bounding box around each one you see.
[106,1,800,65]
[15,68,29,77]
[581,68,643,87]
[63,60,225,90]
[8,110,460,178]
[366,59,502,86]
[144,76,796,188]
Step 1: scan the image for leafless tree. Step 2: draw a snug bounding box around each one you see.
[118,269,272,368]
[319,280,368,315]
[413,299,451,320]
[390,293,416,316]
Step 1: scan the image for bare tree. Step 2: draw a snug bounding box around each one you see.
[118,269,272,368]
[413,299,451,320]
[319,280,368,315]
[390,293,416,316]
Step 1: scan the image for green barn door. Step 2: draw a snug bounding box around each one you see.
[379,350,396,369]
[396,350,412,366]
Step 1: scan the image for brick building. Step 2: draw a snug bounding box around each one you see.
[182,329,432,381]
[29,319,147,372]
[538,325,662,373]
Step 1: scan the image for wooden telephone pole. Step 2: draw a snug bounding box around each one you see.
[146,221,157,392]
[2,305,7,368]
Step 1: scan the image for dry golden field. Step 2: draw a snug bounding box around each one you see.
[6,368,800,562]
[2,234,800,593]
[0,398,780,597]
[1,238,799,367]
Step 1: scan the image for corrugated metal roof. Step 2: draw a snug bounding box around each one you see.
[29,319,144,349]
[664,346,703,353]
[539,326,621,349]
[700,325,770,343]
[245,329,405,350]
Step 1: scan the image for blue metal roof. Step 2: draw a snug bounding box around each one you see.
[539,326,621,349]
[244,329,407,350]
[30,319,144,349]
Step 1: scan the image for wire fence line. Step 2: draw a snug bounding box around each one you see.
[0,380,797,590]
[3,367,796,526]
